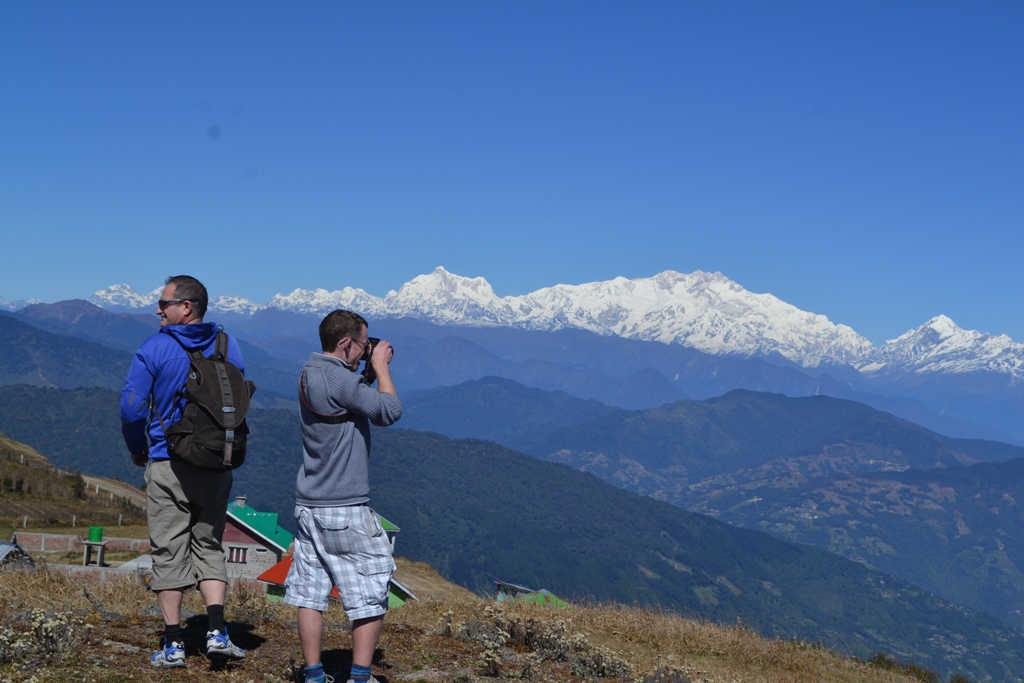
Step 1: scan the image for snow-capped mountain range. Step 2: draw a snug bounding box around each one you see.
[0,296,41,312]
[84,267,1024,378]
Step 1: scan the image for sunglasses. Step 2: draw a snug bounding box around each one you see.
[346,337,380,360]
[158,298,191,310]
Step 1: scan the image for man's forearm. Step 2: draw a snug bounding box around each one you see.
[375,365,397,397]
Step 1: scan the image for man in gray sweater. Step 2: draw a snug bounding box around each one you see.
[284,309,402,683]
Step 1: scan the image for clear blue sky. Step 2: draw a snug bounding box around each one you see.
[2,1,1021,345]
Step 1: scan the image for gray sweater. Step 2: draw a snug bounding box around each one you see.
[295,353,402,507]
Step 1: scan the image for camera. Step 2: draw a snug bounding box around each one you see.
[361,337,382,361]
[360,337,395,385]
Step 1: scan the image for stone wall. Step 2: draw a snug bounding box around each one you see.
[11,532,151,553]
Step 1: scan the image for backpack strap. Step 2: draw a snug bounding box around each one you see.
[299,371,352,424]
[212,331,239,466]
[213,329,228,361]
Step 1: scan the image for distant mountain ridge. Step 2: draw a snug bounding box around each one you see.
[82,267,1024,379]
[0,312,132,390]
[400,378,1024,632]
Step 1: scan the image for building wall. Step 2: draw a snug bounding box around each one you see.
[11,532,151,554]
[222,520,284,581]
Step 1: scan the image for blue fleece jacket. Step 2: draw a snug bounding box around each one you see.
[120,322,245,460]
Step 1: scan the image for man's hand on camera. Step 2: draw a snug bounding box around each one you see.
[131,451,148,467]
[368,339,397,397]
[369,339,393,368]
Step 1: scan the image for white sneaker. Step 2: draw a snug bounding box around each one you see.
[150,639,186,668]
[205,628,245,659]
[304,674,336,683]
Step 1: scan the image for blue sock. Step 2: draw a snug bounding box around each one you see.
[350,664,371,683]
[304,663,325,683]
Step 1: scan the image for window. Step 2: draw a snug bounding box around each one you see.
[227,547,248,563]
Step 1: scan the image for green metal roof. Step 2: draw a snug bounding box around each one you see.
[514,589,568,607]
[227,500,294,552]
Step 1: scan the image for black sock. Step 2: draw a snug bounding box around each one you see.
[207,604,225,634]
[164,623,183,645]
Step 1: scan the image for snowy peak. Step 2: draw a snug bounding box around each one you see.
[506,270,874,367]
[209,295,262,316]
[0,296,41,311]
[871,315,1024,376]
[396,267,498,301]
[385,267,513,324]
[88,284,160,311]
[89,284,260,316]
[921,314,962,338]
[887,315,977,357]
[265,287,384,316]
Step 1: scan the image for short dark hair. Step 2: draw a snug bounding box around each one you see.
[319,309,368,353]
[165,275,209,319]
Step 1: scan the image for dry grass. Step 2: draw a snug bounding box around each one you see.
[0,562,156,616]
[547,603,916,683]
[0,440,147,536]
[0,435,49,469]
[0,558,924,683]
[391,599,920,683]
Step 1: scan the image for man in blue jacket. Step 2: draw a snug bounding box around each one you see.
[121,275,246,668]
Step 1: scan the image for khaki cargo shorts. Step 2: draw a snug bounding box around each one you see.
[145,459,232,590]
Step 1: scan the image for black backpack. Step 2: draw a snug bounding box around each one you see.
[158,330,256,470]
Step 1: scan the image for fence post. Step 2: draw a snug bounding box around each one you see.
[23,516,27,528]
[118,514,123,526]
[72,515,76,527]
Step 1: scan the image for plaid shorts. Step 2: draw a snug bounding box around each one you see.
[284,504,396,620]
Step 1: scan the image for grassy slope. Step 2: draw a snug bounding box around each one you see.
[0,558,934,683]
[0,435,145,529]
